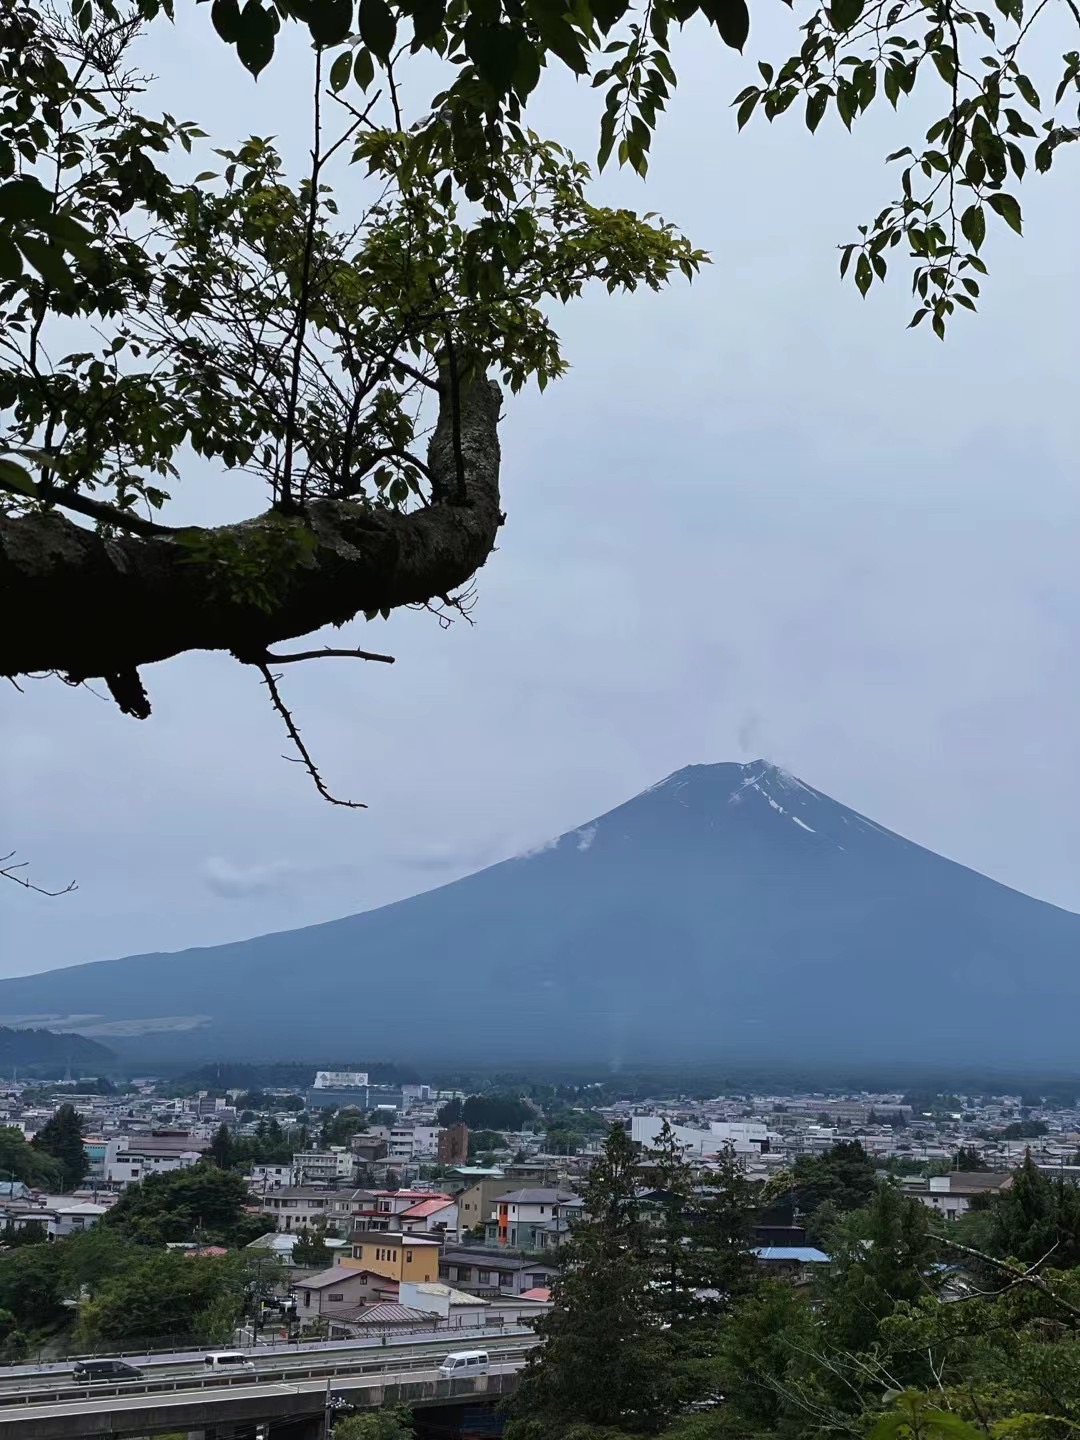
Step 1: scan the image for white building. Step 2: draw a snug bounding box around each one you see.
[291,1147,357,1186]
[631,1116,778,1157]
[388,1126,441,1163]
[104,1136,204,1186]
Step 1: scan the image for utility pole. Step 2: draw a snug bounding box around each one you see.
[322,1374,334,1439]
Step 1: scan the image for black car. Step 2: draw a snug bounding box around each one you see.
[73,1359,144,1384]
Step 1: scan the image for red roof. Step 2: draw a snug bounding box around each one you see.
[400,1197,455,1219]
[184,1246,229,1258]
[519,1287,551,1302]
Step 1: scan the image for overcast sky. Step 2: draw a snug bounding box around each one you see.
[2,2,1079,977]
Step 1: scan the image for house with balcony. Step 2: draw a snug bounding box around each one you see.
[439,1247,561,1298]
[485,1188,583,1250]
[260,1186,358,1232]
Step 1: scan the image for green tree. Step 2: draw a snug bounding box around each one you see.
[334,1406,414,1440]
[785,1140,877,1220]
[102,1162,257,1247]
[0,1126,62,1190]
[985,1151,1080,1268]
[209,1123,235,1170]
[292,1221,333,1269]
[510,1124,675,1438]
[30,1105,88,1191]
[953,1146,987,1171]
[76,1251,261,1349]
[820,1183,939,1357]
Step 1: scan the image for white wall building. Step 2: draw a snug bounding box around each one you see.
[104,1136,203,1186]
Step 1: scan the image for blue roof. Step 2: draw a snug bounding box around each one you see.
[753,1246,829,1263]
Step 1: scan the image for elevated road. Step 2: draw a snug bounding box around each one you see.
[0,1335,537,1440]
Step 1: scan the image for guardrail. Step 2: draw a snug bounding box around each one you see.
[0,1339,539,1411]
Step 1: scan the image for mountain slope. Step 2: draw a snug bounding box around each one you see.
[2,761,1078,1064]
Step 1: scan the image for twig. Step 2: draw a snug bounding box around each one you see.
[0,475,178,537]
[265,646,395,665]
[931,1235,1080,1322]
[253,660,367,809]
[0,852,77,897]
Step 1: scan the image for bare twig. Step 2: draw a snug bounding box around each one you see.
[932,1235,1080,1322]
[252,660,367,809]
[265,646,395,665]
[0,852,77,897]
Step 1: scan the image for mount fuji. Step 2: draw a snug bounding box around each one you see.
[2,760,1079,1066]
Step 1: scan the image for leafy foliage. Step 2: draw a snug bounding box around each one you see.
[30,1104,88,1191]
[75,1249,268,1348]
[0,1125,62,1190]
[101,1161,260,1247]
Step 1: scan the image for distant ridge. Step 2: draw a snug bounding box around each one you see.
[0,760,1078,1065]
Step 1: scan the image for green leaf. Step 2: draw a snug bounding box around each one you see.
[16,236,75,289]
[1014,73,1040,108]
[308,0,353,46]
[960,203,986,251]
[830,0,864,29]
[806,89,829,132]
[211,0,243,43]
[235,0,280,76]
[353,46,375,89]
[0,458,37,497]
[854,251,872,296]
[329,50,353,90]
[359,0,395,59]
[699,0,750,51]
[193,171,218,182]
[0,176,54,222]
[987,191,1022,233]
[735,91,759,130]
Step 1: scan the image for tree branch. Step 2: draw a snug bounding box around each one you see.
[264,646,395,664]
[0,852,77,897]
[0,368,502,690]
[253,660,367,809]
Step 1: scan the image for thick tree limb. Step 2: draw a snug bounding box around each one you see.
[0,370,502,688]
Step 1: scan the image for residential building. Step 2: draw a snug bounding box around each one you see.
[439,1247,561,1298]
[251,1163,292,1191]
[291,1265,380,1322]
[291,1147,356,1187]
[486,1188,583,1250]
[388,1125,442,1162]
[399,1196,459,1236]
[908,1171,1013,1220]
[437,1124,469,1165]
[455,1178,518,1239]
[260,1186,358,1232]
[339,1230,442,1283]
[104,1135,205,1186]
[351,1134,389,1166]
[753,1246,829,1278]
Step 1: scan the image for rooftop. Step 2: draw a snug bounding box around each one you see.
[350,1229,441,1247]
[498,1188,581,1205]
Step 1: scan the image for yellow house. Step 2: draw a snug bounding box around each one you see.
[338,1230,441,1283]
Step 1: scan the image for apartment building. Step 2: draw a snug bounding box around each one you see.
[260,1186,359,1232]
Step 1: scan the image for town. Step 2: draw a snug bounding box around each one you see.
[2,1065,1078,1348]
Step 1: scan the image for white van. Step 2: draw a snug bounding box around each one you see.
[439,1350,490,1377]
[204,1351,256,1375]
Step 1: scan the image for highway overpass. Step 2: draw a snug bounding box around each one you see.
[0,1333,537,1440]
